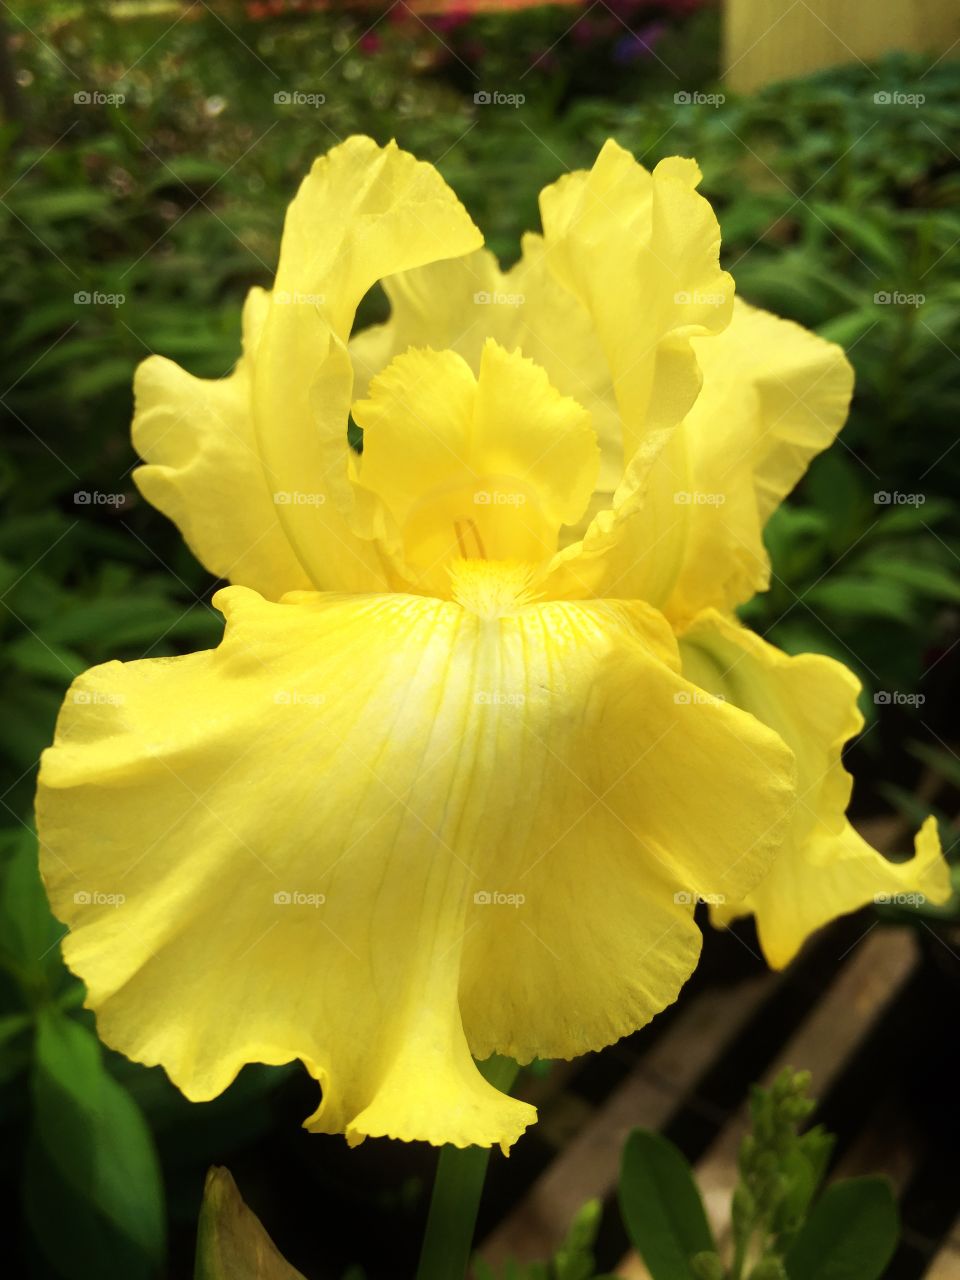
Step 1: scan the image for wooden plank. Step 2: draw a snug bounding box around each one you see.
[723,0,960,93]
[832,1093,921,1191]
[481,969,776,1268]
[618,928,919,1276]
[927,1218,960,1279]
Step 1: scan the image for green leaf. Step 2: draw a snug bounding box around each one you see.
[807,202,903,275]
[865,558,960,603]
[785,1177,898,1280]
[804,576,915,623]
[0,825,65,990]
[195,1166,306,1280]
[25,1009,165,1280]
[619,1130,715,1280]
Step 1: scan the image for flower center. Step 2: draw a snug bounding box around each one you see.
[352,339,599,597]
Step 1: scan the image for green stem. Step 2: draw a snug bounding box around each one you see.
[415,1055,520,1280]
[731,1224,752,1280]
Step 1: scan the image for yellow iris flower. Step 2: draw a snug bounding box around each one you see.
[36,136,949,1153]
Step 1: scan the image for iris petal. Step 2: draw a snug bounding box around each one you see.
[38,585,794,1149]
[679,610,951,967]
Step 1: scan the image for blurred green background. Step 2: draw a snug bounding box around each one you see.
[1,2,958,1277]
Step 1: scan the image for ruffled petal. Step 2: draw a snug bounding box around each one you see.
[254,137,484,594]
[133,289,313,600]
[534,146,735,602]
[537,144,732,459]
[678,610,951,967]
[37,580,794,1148]
[745,817,950,970]
[661,299,854,624]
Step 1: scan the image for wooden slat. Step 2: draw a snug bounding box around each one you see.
[723,0,960,93]
[481,970,776,1267]
[832,1093,922,1191]
[618,927,919,1276]
[927,1217,960,1279]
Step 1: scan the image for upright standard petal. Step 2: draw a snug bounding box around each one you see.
[133,288,313,601]
[660,300,854,625]
[254,137,484,594]
[534,145,736,603]
[678,610,951,967]
[37,577,794,1150]
[537,143,732,458]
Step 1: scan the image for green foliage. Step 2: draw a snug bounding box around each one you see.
[619,1130,715,1279]
[784,1178,898,1280]
[615,1070,899,1280]
[26,1008,165,1279]
[473,1199,604,1280]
